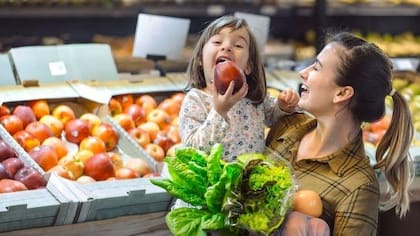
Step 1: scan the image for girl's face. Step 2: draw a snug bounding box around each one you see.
[298,42,347,115]
[201,26,250,85]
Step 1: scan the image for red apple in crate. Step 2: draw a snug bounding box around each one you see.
[125,157,151,177]
[158,98,180,119]
[80,113,102,132]
[0,105,10,116]
[0,114,24,135]
[113,113,135,132]
[2,157,24,177]
[108,98,123,116]
[91,123,119,151]
[52,104,76,125]
[138,121,160,141]
[25,121,53,143]
[76,175,96,184]
[154,131,176,153]
[170,92,185,106]
[0,139,17,162]
[145,143,165,162]
[124,104,146,126]
[214,60,245,95]
[28,145,58,171]
[12,105,37,127]
[128,127,150,148]
[79,136,107,154]
[115,167,139,179]
[84,152,115,181]
[64,119,90,144]
[13,130,41,152]
[0,179,28,193]
[14,166,46,190]
[135,95,157,115]
[0,163,12,179]
[42,136,68,160]
[47,165,74,180]
[147,109,171,130]
[29,100,50,120]
[39,115,64,138]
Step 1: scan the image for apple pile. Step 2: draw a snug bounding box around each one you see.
[0,139,46,193]
[109,92,185,162]
[0,100,158,183]
[362,115,391,146]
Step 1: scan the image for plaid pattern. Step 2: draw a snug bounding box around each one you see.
[266,113,379,236]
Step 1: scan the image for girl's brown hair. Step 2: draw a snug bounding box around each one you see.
[329,32,414,217]
[185,15,267,104]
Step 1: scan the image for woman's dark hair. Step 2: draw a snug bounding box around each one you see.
[328,32,414,218]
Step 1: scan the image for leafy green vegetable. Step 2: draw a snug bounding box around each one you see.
[150,144,295,236]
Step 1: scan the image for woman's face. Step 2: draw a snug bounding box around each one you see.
[201,26,250,85]
[298,42,346,115]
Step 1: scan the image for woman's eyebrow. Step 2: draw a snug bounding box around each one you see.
[315,58,323,67]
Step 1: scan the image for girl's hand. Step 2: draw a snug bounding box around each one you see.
[210,80,248,120]
[278,89,300,113]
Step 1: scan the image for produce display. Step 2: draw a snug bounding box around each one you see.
[151,144,295,235]
[0,99,161,183]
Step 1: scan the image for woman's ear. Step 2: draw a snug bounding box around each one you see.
[333,86,354,104]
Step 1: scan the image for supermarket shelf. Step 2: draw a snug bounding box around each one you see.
[327,5,420,16]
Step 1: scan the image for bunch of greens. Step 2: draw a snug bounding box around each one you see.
[150,144,294,236]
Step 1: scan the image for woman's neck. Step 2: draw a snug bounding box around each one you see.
[297,111,360,160]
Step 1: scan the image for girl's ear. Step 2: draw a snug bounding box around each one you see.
[333,86,354,104]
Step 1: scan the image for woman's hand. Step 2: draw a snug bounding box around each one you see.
[277,89,300,113]
[209,80,248,121]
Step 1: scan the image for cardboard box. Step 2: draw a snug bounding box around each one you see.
[9,44,118,85]
[0,54,16,86]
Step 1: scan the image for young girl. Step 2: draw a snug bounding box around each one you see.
[179,15,299,162]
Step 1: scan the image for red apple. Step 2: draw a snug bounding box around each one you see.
[124,157,151,177]
[138,121,160,141]
[80,113,102,132]
[91,122,119,151]
[113,113,135,132]
[108,98,123,116]
[14,166,46,190]
[147,109,171,130]
[0,179,28,193]
[0,163,12,179]
[12,105,37,127]
[2,157,24,177]
[154,131,176,153]
[79,136,107,154]
[13,130,41,152]
[64,119,90,144]
[214,60,245,95]
[0,105,10,117]
[52,104,76,125]
[124,104,146,126]
[76,175,96,184]
[39,115,64,138]
[28,145,58,171]
[115,167,139,179]
[145,143,165,162]
[0,114,24,135]
[0,139,17,162]
[84,152,115,181]
[128,127,150,148]
[135,95,157,115]
[25,121,53,143]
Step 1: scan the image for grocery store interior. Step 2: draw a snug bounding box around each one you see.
[0,0,419,235]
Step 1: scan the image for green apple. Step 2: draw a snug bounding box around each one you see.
[392,78,409,91]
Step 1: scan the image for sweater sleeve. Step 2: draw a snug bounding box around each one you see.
[178,91,230,153]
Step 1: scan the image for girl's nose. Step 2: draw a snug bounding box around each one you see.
[222,44,233,52]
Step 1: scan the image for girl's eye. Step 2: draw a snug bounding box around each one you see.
[212,41,222,45]
[235,44,244,48]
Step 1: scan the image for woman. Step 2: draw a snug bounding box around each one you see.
[267,32,414,235]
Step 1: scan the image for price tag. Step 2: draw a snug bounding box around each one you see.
[48,61,67,76]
